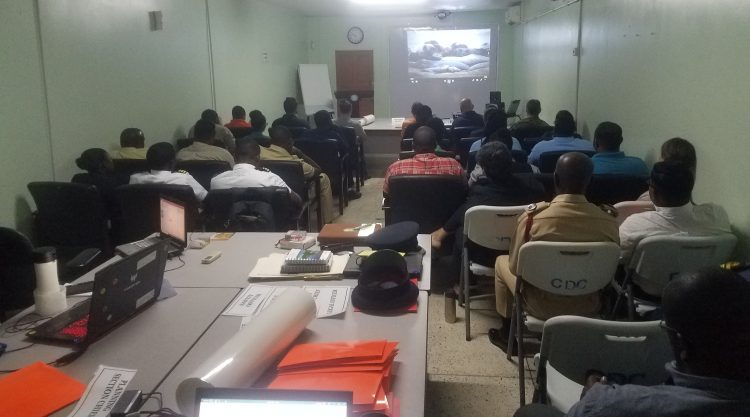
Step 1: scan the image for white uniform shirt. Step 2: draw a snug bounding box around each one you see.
[210,163,291,191]
[619,202,732,263]
[129,170,208,201]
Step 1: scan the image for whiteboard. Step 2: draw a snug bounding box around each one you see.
[299,64,335,115]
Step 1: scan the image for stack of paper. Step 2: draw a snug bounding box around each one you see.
[268,340,399,415]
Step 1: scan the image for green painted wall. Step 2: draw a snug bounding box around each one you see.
[514,0,750,259]
[306,11,514,118]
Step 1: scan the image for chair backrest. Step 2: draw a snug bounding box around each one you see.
[538,150,596,173]
[112,158,148,179]
[115,183,200,243]
[521,136,546,154]
[0,227,36,318]
[27,182,111,259]
[457,136,482,168]
[294,139,345,196]
[386,175,467,233]
[463,205,526,251]
[614,201,654,226]
[512,125,553,142]
[174,160,231,190]
[518,241,620,295]
[260,160,308,201]
[540,316,673,411]
[628,234,738,296]
[449,126,480,151]
[227,126,254,139]
[203,187,294,232]
[587,175,649,205]
[400,138,413,151]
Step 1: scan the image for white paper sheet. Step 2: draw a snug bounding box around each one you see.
[303,286,350,318]
[67,365,137,417]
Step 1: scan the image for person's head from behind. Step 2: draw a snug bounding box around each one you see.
[314,110,333,130]
[414,105,433,124]
[661,137,696,174]
[120,128,145,149]
[269,126,294,152]
[283,97,298,114]
[487,128,514,152]
[234,137,261,164]
[201,109,220,125]
[525,99,542,117]
[649,160,694,207]
[249,110,266,132]
[593,121,623,152]
[554,110,577,137]
[483,108,507,138]
[477,142,513,183]
[662,267,750,381]
[146,142,176,171]
[554,152,593,195]
[412,126,437,154]
[410,101,423,118]
[76,148,112,174]
[338,99,353,117]
[193,119,215,143]
[231,105,246,120]
[459,98,474,113]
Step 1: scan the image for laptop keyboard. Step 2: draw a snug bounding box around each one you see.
[136,236,161,248]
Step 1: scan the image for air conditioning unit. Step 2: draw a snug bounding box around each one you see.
[505,5,522,25]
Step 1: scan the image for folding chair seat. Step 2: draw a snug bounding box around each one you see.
[508,241,620,405]
[461,205,526,340]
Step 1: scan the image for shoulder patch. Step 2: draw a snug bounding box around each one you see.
[525,202,549,214]
[599,204,618,217]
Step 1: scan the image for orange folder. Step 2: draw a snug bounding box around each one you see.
[278,340,387,369]
[269,371,383,405]
[278,342,398,371]
[0,361,86,417]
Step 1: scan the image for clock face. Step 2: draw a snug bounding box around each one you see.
[347,27,364,44]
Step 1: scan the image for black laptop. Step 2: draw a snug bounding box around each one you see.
[195,388,352,417]
[116,195,187,257]
[27,242,168,346]
[505,99,521,117]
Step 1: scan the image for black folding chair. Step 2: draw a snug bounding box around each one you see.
[261,160,322,231]
[293,139,349,215]
[383,175,468,233]
[203,187,297,232]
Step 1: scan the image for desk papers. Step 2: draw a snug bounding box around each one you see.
[66,365,137,417]
[248,253,349,281]
[227,284,350,320]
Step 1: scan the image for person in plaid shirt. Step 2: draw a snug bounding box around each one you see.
[383,126,465,194]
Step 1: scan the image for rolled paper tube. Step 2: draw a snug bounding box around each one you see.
[360,114,376,126]
[176,287,316,416]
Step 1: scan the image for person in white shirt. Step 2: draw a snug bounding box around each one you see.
[130,142,208,201]
[178,119,235,167]
[210,138,302,206]
[619,161,732,293]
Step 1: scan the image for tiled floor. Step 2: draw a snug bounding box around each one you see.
[334,178,534,417]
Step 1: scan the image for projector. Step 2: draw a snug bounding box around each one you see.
[436,10,451,20]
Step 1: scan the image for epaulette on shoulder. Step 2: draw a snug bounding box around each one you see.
[257,166,271,172]
[599,204,618,217]
[525,202,550,214]
[177,169,188,174]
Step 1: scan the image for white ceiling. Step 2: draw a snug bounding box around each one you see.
[265,0,517,17]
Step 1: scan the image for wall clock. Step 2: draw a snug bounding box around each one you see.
[347,26,364,44]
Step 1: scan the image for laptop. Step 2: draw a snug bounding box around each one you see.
[27,242,168,346]
[195,388,352,417]
[505,99,521,117]
[116,195,187,257]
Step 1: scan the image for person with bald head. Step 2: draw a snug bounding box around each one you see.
[383,126,465,194]
[453,98,484,128]
[489,152,619,352]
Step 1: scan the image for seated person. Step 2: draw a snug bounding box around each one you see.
[303,110,348,155]
[245,110,271,147]
[469,108,523,154]
[178,119,235,167]
[432,141,546,259]
[452,98,484,128]
[402,104,447,145]
[510,99,550,131]
[130,142,207,201]
[515,267,750,417]
[490,152,619,351]
[188,109,235,151]
[469,129,533,186]
[72,148,124,213]
[528,110,594,166]
[224,105,251,129]
[384,126,465,195]
[260,126,335,224]
[619,161,731,296]
[638,137,696,201]
[271,97,310,129]
[210,138,302,206]
[591,122,649,177]
[111,128,147,159]
[334,99,366,141]
[400,101,423,137]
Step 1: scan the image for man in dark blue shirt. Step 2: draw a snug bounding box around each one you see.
[453,98,484,128]
[271,97,310,129]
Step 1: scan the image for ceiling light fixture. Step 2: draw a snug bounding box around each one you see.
[351,0,428,5]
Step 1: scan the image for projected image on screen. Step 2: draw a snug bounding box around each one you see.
[407,29,491,79]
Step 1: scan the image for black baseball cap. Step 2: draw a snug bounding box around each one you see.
[351,249,419,311]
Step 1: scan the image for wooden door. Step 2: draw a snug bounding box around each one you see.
[335,50,374,117]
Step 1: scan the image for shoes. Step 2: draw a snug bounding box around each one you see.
[488,327,518,355]
[346,190,362,200]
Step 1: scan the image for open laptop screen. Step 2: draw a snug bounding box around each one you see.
[196,389,350,417]
[159,196,186,245]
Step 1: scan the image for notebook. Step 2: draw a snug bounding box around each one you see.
[285,249,333,265]
[194,388,351,417]
[317,223,382,247]
[115,195,187,257]
[27,242,168,346]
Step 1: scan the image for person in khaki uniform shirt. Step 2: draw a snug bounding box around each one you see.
[260,126,335,225]
[178,119,235,167]
[490,152,619,351]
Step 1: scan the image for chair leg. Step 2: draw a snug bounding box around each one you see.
[517,300,526,406]
[506,303,516,362]
[462,246,471,341]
